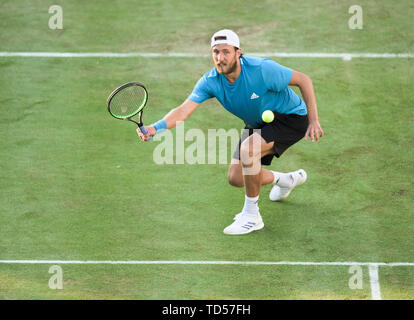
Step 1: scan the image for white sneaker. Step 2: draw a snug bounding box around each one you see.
[269,169,307,201]
[224,213,264,235]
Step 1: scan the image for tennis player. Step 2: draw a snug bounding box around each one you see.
[138,29,324,235]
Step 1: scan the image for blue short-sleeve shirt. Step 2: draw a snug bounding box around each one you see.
[188,56,307,128]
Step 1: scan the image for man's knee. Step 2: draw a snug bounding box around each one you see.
[239,139,260,167]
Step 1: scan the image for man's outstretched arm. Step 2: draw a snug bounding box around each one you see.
[137,99,200,141]
[289,70,324,142]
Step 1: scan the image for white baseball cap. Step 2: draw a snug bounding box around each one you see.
[211,29,240,48]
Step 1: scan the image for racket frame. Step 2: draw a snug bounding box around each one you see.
[107,82,149,134]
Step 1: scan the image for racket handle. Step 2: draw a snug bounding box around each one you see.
[139,125,151,141]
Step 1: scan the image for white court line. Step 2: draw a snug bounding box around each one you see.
[0,52,414,59]
[368,264,382,300]
[0,260,413,266]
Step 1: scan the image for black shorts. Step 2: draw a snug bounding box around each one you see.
[233,111,309,166]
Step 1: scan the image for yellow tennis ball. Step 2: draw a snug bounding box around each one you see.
[262,110,274,123]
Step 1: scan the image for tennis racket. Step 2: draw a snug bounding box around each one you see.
[107,82,150,139]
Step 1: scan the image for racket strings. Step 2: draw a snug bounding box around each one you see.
[109,85,146,118]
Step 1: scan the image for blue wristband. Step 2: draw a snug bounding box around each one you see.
[152,120,167,134]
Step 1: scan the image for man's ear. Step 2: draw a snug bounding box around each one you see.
[236,48,241,59]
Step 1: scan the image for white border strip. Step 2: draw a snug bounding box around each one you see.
[0,260,413,266]
[368,264,382,300]
[0,52,413,59]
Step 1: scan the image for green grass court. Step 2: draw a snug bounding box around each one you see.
[0,0,413,299]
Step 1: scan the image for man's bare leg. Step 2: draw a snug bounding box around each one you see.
[223,133,275,235]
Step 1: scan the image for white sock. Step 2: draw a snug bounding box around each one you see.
[271,171,294,188]
[242,195,259,216]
